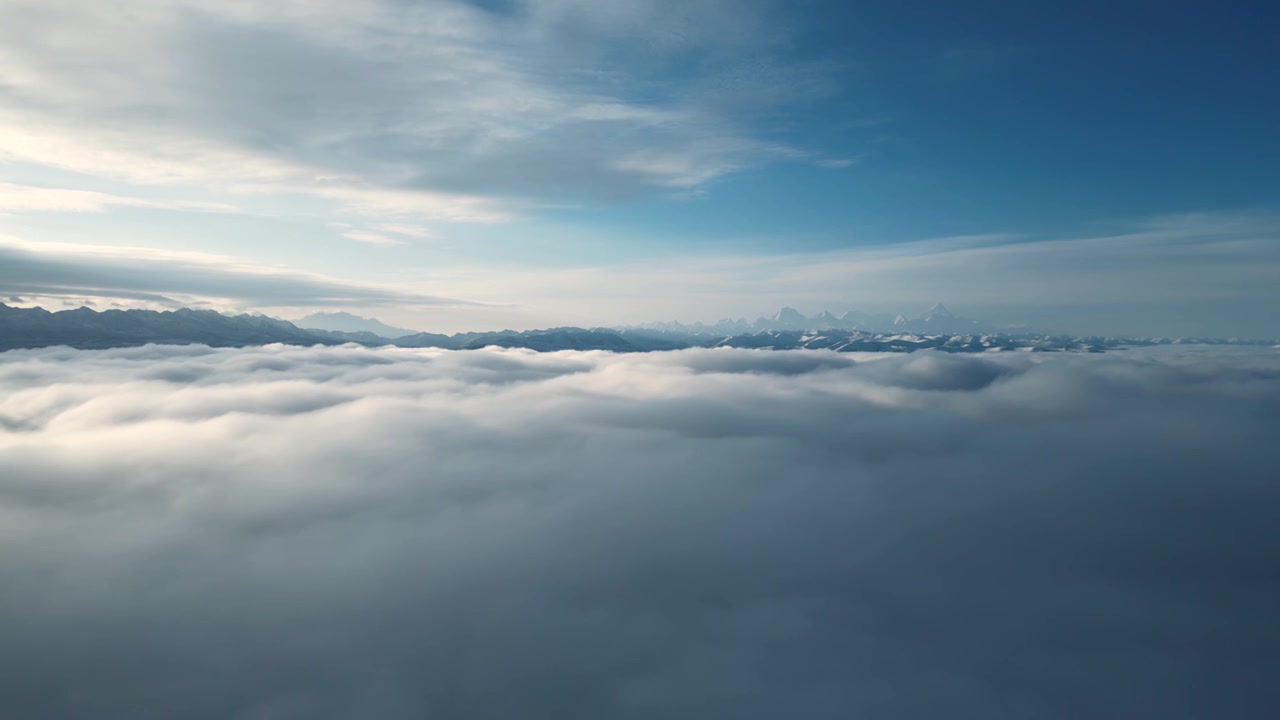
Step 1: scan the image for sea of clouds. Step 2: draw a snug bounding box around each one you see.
[1,343,1278,718]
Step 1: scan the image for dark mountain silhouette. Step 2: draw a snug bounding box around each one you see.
[0,304,328,350]
[2,303,1268,354]
[0,304,664,353]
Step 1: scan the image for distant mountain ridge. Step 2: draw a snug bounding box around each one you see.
[0,304,328,351]
[294,311,417,338]
[1,303,1269,354]
[631,303,995,335]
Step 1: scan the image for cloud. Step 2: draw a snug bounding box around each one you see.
[0,0,834,220]
[0,344,1277,718]
[0,182,239,215]
[0,234,475,311]
[373,224,435,240]
[339,230,407,247]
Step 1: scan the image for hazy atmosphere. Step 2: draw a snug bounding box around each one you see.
[2,1,1278,718]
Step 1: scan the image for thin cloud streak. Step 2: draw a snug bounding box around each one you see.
[0,234,479,312]
[339,230,407,247]
[0,182,239,215]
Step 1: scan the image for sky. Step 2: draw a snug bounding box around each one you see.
[1,0,1277,336]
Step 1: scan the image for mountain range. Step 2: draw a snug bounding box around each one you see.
[293,311,417,338]
[0,303,1268,354]
[634,303,1003,336]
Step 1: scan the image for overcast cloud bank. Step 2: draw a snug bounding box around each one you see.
[1,344,1278,718]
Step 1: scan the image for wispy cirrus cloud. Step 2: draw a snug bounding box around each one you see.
[0,182,238,215]
[338,230,406,247]
[372,224,434,240]
[0,0,839,222]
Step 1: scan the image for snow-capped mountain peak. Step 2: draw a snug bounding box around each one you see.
[632,303,1001,335]
[919,303,954,321]
[771,307,806,324]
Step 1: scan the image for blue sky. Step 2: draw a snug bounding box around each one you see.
[1,0,1277,335]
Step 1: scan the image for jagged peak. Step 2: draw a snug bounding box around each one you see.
[920,303,954,319]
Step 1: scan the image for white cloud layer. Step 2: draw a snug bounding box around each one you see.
[1,344,1278,718]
